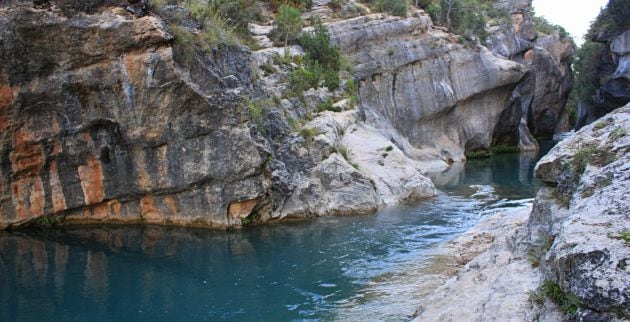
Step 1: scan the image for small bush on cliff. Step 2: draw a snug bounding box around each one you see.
[270,0,313,11]
[532,14,568,37]
[300,127,319,143]
[35,215,63,227]
[288,18,343,94]
[368,0,408,17]
[206,0,262,34]
[609,127,628,142]
[416,0,504,43]
[571,146,616,177]
[274,4,304,48]
[300,18,341,71]
[587,0,630,39]
[490,145,520,154]
[289,64,321,95]
[189,2,238,46]
[541,280,582,315]
[527,233,555,267]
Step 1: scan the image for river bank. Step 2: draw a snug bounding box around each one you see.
[412,206,541,321]
[412,104,630,321]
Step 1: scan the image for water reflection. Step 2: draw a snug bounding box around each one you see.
[0,148,554,321]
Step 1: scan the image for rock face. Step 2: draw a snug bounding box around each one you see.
[412,104,630,321]
[577,29,630,129]
[531,103,630,320]
[0,3,268,228]
[328,13,529,164]
[487,0,576,139]
[0,0,573,229]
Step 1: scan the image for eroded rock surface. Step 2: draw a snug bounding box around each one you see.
[488,0,575,139]
[0,0,574,229]
[327,13,528,164]
[0,3,267,228]
[413,207,540,322]
[413,104,630,321]
[577,29,630,129]
[532,103,630,320]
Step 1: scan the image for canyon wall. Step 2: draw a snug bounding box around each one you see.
[0,3,269,228]
[0,0,574,229]
[577,29,630,129]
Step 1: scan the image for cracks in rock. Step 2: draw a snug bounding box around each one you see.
[391,71,399,115]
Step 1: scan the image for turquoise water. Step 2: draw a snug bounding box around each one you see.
[0,149,550,321]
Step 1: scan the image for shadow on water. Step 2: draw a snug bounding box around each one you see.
[0,141,557,322]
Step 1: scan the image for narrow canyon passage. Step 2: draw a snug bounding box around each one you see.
[0,148,550,321]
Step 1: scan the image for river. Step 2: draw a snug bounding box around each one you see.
[0,143,554,321]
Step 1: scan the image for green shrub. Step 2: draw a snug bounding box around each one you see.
[299,19,341,71]
[286,19,344,95]
[271,0,313,10]
[370,0,408,17]
[289,65,321,95]
[328,0,346,10]
[528,288,545,306]
[317,98,342,112]
[609,127,628,142]
[274,4,304,47]
[425,3,441,22]
[207,0,262,33]
[323,70,340,90]
[245,98,263,122]
[300,127,319,142]
[618,231,630,246]
[35,215,63,226]
[541,280,581,315]
[527,233,555,267]
[466,150,490,159]
[491,145,520,154]
[189,1,238,46]
[532,14,568,37]
[287,117,301,131]
[571,146,616,177]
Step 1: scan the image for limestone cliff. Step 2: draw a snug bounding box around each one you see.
[0,0,574,229]
[488,0,575,140]
[577,29,630,129]
[0,1,268,228]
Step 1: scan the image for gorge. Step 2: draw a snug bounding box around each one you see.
[0,0,628,320]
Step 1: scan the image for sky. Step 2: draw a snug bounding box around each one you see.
[532,0,608,46]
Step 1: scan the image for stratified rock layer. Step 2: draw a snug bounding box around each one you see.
[0,4,268,228]
[327,13,528,165]
[0,0,575,229]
